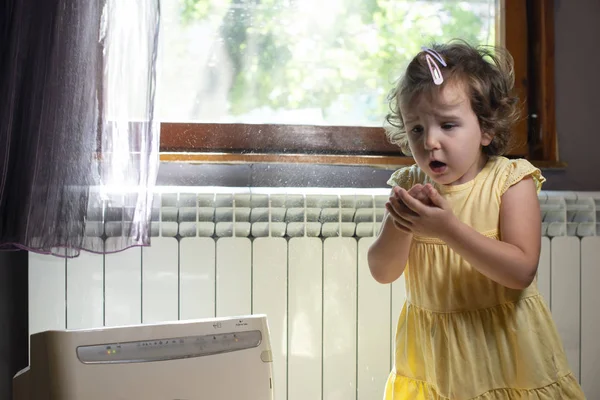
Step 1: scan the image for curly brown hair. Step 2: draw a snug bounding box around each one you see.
[385,40,522,156]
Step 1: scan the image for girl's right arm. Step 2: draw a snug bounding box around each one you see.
[367,210,413,284]
[367,185,423,284]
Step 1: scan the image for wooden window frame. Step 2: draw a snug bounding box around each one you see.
[159,0,562,169]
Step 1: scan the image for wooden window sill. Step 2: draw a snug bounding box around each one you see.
[159,152,567,170]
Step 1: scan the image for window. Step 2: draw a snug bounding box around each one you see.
[157,0,559,167]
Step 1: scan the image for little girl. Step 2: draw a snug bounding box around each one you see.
[368,41,585,399]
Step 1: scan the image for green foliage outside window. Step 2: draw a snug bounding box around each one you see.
[178,0,494,125]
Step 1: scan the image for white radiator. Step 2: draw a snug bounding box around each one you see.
[28,187,600,400]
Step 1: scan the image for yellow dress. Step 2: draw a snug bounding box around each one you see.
[384,156,585,399]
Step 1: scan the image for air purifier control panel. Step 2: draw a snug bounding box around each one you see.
[76,329,262,364]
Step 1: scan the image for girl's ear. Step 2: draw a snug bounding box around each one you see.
[401,140,413,156]
[481,131,493,146]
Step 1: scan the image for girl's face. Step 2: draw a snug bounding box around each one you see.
[400,82,493,186]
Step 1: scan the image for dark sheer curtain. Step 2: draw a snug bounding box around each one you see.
[0,1,161,257]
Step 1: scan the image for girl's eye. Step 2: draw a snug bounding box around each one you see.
[441,123,455,130]
[411,126,423,134]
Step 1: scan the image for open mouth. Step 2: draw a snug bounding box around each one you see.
[429,160,447,172]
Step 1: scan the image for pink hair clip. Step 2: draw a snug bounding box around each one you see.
[421,46,447,85]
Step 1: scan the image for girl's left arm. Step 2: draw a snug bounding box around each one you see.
[397,178,541,290]
[441,177,541,289]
